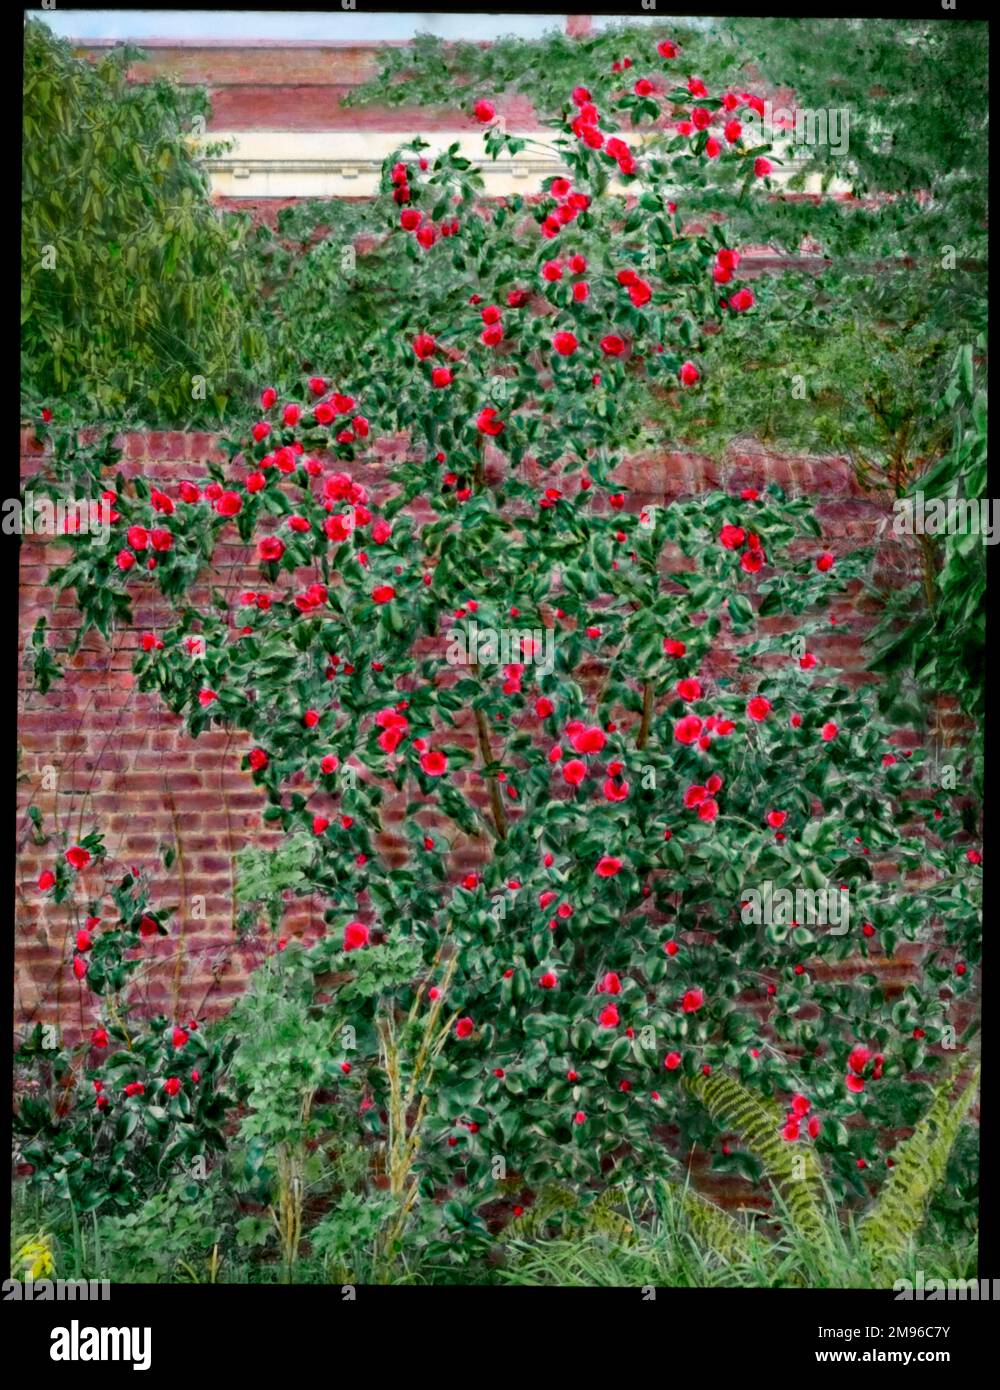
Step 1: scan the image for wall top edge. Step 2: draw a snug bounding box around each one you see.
[69,38,492,51]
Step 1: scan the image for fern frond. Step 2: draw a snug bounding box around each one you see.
[499,1182,578,1241]
[859,1058,979,1282]
[664,1182,759,1267]
[684,1070,831,1247]
[500,1182,639,1246]
[585,1186,638,1247]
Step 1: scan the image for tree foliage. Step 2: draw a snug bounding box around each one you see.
[21,20,262,424]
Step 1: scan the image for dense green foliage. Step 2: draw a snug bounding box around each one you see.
[21,20,261,423]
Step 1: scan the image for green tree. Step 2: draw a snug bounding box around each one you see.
[21,19,262,425]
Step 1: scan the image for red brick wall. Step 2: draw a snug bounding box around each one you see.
[73,37,548,133]
[17,424,920,1043]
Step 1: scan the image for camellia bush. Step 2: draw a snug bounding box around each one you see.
[20,39,981,1275]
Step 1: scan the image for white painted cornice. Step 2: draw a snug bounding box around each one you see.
[202,130,845,199]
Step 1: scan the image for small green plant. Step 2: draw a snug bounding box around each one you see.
[93,1176,226,1283]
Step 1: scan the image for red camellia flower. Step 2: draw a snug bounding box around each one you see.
[172,1026,189,1049]
[569,723,606,754]
[248,747,268,771]
[754,156,773,177]
[65,845,91,871]
[258,536,284,562]
[477,407,505,436]
[816,551,835,572]
[729,288,755,313]
[552,330,578,356]
[474,100,496,123]
[821,721,839,741]
[562,759,587,786]
[595,855,623,877]
[664,1051,682,1071]
[455,1017,475,1039]
[344,921,370,952]
[663,637,686,657]
[539,970,558,990]
[679,361,700,386]
[746,696,772,721]
[413,332,436,359]
[674,714,703,744]
[604,777,629,802]
[372,585,396,604]
[599,1003,620,1028]
[628,278,652,306]
[719,524,746,549]
[600,334,626,357]
[682,988,704,1013]
[91,1027,109,1048]
[164,1077,182,1096]
[766,809,787,829]
[420,750,448,777]
[215,491,242,517]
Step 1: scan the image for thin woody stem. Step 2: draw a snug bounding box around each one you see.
[636,679,654,750]
[473,694,509,841]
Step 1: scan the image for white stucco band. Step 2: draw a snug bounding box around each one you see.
[202,130,846,200]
